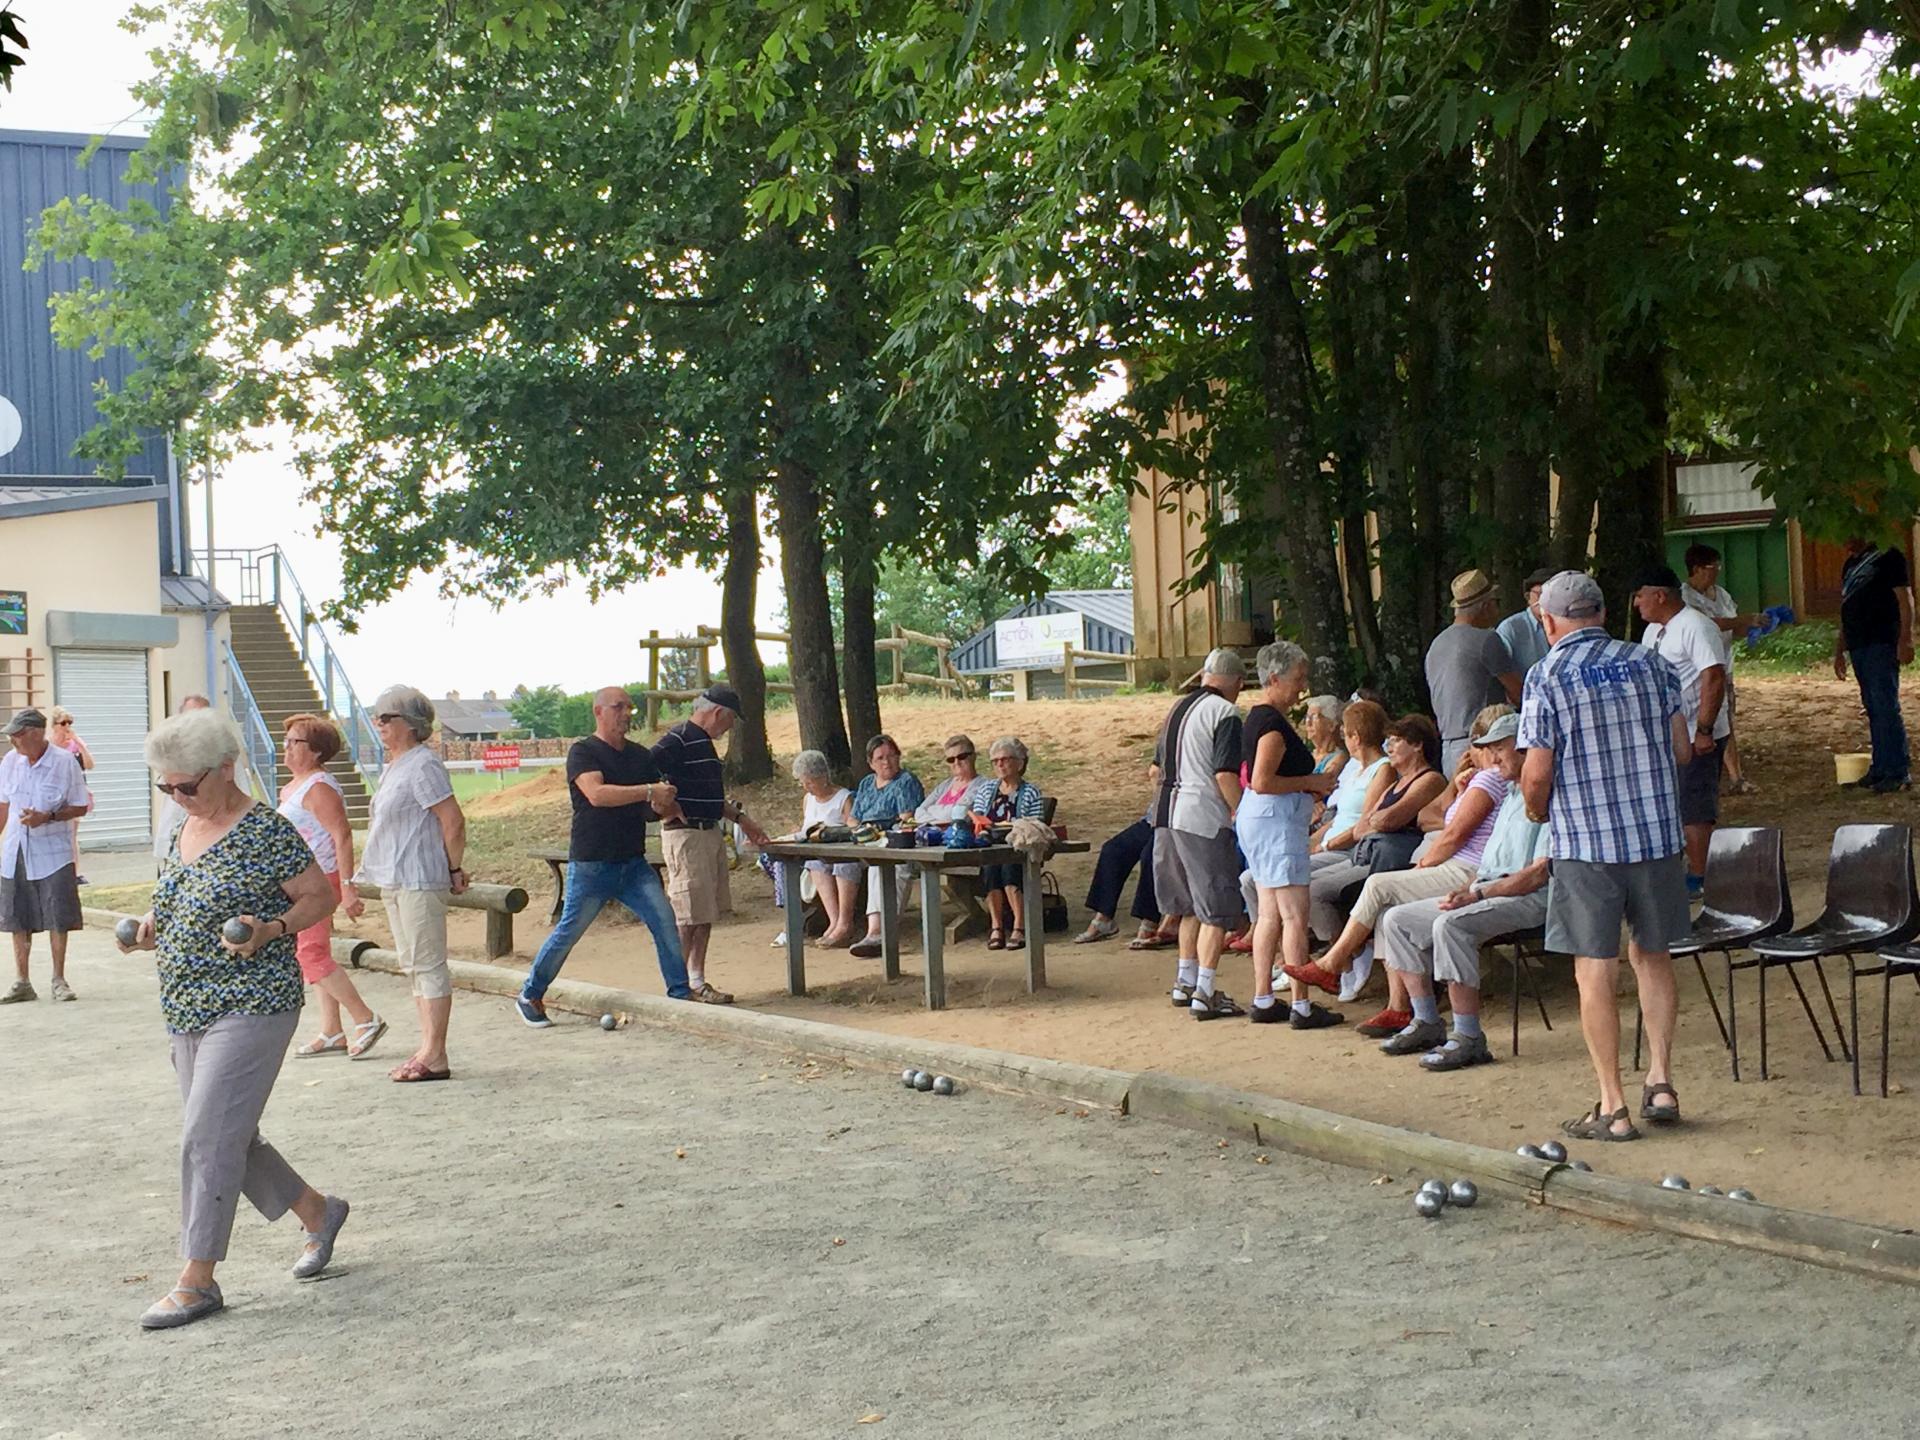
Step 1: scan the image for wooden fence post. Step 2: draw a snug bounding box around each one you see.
[892,623,905,689]
[646,629,661,733]
[1063,642,1076,700]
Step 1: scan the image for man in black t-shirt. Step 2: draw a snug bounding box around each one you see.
[1835,538,1914,793]
[516,688,690,1026]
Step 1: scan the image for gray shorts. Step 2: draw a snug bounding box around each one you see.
[1677,740,1726,828]
[0,863,83,934]
[1545,853,1689,960]
[1153,826,1245,929]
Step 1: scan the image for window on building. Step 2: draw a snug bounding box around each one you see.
[1674,460,1771,521]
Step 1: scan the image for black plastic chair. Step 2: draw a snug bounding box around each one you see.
[1742,824,1917,1082]
[1673,827,1791,1080]
[1490,926,1553,1057]
[1853,944,1920,1098]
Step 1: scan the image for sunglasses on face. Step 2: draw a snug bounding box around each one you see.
[155,769,212,798]
[376,712,407,724]
[944,753,973,763]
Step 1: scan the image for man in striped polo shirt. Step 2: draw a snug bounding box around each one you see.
[1519,572,1691,1143]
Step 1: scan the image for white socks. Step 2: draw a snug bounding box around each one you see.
[1253,994,1276,1010]
[1195,966,1217,998]
[1175,958,1199,988]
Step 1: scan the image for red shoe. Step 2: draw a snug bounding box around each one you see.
[1356,1008,1412,1039]
[1226,932,1254,954]
[1281,961,1340,995]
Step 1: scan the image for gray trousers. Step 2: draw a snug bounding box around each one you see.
[1308,858,1370,942]
[1378,890,1548,991]
[172,1008,308,1261]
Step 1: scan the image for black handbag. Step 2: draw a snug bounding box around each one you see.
[1353,829,1423,875]
[1041,872,1070,933]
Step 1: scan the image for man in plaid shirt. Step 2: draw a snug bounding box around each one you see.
[1519,572,1692,1143]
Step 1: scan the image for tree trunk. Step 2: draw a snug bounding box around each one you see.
[719,485,773,784]
[840,541,883,767]
[1550,124,1605,573]
[1483,0,1555,604]
[1352,238,1424,700]
[1592,337,1671,633]
[770,447,852,776]
[1326,254,1384,681]
[1406,149,1479,627]
[1243,195,1351,693]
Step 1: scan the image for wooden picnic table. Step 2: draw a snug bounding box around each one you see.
[759,838,1090,1010]
[527,845,666,923]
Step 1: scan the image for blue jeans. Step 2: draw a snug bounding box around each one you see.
[522,858,689,1002]
[1852,642,1911,783]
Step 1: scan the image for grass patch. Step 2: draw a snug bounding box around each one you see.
[83,881,154,915]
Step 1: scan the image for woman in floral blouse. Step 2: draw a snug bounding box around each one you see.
[117,709,350,1330]
[966,735,1047,949]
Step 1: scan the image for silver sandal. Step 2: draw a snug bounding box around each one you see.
[292,1195,350,1279]
[140,1282,224,1329]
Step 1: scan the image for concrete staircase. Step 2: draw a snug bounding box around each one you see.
[227,604,374,824]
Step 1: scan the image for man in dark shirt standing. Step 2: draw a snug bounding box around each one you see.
[651,686,770,1004]
[516,688,688,1026]
[1835,537,1914,794]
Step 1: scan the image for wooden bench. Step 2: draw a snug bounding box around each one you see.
[354,880,529,959]
[528,845,667,924]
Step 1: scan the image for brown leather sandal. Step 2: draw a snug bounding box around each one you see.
[1640,1082,1681,1124]
[1561,1103,1640,1142]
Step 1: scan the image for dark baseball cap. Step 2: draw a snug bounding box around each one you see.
[3,707,47,735]
[1523,566,1557,592]
[699,685,743,717]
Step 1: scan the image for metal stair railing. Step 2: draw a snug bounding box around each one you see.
[221,640,279,804]
[205,545,384,788]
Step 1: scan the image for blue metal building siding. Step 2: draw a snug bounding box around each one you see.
[0,130,180,566]
[952,592,1135,674]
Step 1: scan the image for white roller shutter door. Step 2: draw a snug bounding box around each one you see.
[53,648,151,850]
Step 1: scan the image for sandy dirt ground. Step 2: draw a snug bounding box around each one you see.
[298,680,1920,1229]
[4,938,1919,1440]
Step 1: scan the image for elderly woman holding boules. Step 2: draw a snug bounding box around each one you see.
[355,686,468,1083]
[116,708,350,1329]
[965,736,1047,949]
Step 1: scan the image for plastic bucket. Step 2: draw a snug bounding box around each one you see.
[1835,752,1872,785]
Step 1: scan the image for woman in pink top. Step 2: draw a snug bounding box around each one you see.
[1284,705,1515,1020]
[47,707,93,874]
[277,713,386,1060]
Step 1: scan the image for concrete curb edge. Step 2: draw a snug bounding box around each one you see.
[80,907,1920,1287]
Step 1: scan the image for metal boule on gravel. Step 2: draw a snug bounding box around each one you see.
[1697,1185,1724,1197]
[114,916,140,947]
[1660,1174,1690,1191]
[600,1013,616,1031]
[1448,1179,1478,1209]
[902,1068,920,1089]
[914,1071,935,1091]
[932,1075,956,1096]
[1569,1159,1593,1172]
[1539,1141,1568,1164]
[1413,1190,1445,1218]
[1516,1144,1544,1160]
[1728,1188,1757,1203]
[1418,1179,1447,1201]
[221,917,254,945]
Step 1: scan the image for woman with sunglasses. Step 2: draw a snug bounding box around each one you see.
[279,713,385,1060]
[115,708,349,1329]
[967,736,1047,950]
[357,686,467,1083]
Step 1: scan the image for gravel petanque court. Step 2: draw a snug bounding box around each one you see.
[2,933,1914,1439]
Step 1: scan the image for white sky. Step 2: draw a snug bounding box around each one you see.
[4,0,785,698]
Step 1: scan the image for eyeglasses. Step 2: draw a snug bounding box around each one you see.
[286,736,310,748]
[944,753,973,763]
[155,769,212,798]
[375,713,405,724]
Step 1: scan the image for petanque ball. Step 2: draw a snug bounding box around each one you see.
[1419,1179,1447,1199]
[1448,1179,1478,1209]
[902,1068,920,1088]
[600,1013,616,1031]
[1539,1140,1568,1164]
[1569,1159,1593,1172]
[1413,1190,1445,1218]
[1697,1184,1724,1197]
[114,916,140,947]
[1660,1174,1690,1191]
[914,1070,934,1091]
[932,1075,956,1096]
[1516,1144,1544,1160]
[1728,1188,1757,1203]
[221,917,253,945]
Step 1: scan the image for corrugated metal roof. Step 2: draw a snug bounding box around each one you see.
[435,696,518,736]
[951,589,1135,675]
[0,480,167,519]
[160,574,230,612]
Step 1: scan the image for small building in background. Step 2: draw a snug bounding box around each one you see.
[952,590,1136,701]
[435,691,519,740]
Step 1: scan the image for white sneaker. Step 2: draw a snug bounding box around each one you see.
[0,979,35,1004]
[50,977,77,1002]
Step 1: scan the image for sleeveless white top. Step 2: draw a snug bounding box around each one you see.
[278,771,344,875]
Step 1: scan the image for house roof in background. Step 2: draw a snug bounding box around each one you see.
[160,574,231,612]
[1042,589,1136,635]
[0,482,167,521]
[435,696,517,734]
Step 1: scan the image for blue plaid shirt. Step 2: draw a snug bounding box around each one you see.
[1518,626,1684,864]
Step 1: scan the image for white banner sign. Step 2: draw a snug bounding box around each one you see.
[996,611,1085,668]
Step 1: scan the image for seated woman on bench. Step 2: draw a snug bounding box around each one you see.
[968,736,1047,950]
